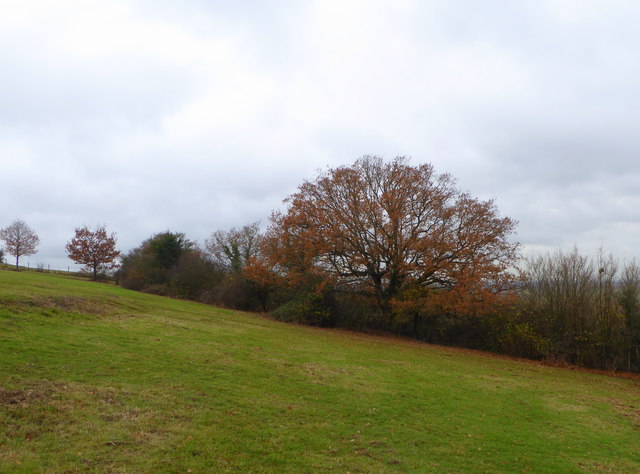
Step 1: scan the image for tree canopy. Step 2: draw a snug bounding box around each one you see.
[118,231,204,292]
[257,156,519,315]
[205,221,262,272]
[0,219,40,270]
[66,225,120,280]
[147,232,193,270]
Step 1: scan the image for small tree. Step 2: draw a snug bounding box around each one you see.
[0,219,40,270]
[205,221,262,272]
[66,225,120,280]
[148,232,193,270]
[117,231,196,291]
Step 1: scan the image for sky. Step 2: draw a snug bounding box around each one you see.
[1,0,639,270]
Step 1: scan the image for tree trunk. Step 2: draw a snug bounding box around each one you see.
[15,255,19,271]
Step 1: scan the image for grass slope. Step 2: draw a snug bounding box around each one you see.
[1,271,639,473]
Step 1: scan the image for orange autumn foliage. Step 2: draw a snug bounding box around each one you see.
[251,156,519,317]
[66,225,120,280]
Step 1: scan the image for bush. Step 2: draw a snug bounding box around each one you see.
[118,268,146,291]
[483,311,549,360]
[169,251,222,300]
[271,292,334,327]
[118,232,223,301]
[331,293,380,330]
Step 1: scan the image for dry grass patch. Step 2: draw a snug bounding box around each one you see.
[0,294,115,318]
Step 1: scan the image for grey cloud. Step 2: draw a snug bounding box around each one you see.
[2,0,640,268]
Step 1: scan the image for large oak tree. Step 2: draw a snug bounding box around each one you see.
[259,156,519,316]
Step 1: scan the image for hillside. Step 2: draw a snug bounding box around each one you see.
[1,270,639,472]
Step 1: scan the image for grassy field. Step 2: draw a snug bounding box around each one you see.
[1,270,639,473]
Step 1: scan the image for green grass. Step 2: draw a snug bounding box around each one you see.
[1,270,639,473]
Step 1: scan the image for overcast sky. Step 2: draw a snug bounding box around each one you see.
[1,0,639,269]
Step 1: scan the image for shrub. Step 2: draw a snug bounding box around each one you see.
[203,275,264,311]
[484,311,549,360]
[169,251,222,300]
[271,292,334,327]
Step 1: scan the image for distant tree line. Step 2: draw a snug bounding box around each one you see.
[3,156,640,372]
[111,156,640,372]
[511,248,640,371]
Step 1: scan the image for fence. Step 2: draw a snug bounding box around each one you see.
[1,261,83,276]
